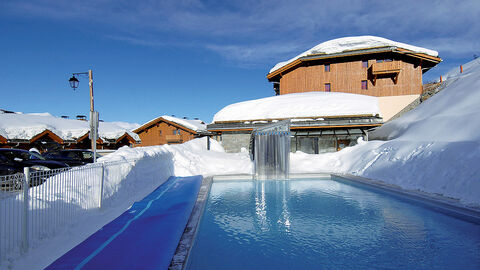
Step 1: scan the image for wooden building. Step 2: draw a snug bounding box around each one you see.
[267,36,441,121]
[133,115,208,147]
[208,36,441,153]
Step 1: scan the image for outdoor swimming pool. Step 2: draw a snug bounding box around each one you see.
[186,177,480,269]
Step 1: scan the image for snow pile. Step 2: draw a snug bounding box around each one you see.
[213,92,380,122]
[0,112,140,141]
[270,36,439,73]
[100,137,251,178]
[5,137,251,270]
[291,59,480,206]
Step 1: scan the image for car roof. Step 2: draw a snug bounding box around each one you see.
[0,148,30,152]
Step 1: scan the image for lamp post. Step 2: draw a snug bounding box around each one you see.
[68,69,98,162]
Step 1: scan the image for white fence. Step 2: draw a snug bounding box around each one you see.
[0,160,141,264]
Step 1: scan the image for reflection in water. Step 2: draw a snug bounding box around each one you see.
[188,179,480,270]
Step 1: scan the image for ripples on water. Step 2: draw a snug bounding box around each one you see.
[187,179,480,269]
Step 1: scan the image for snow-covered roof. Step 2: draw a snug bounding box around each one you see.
[0,111,141,142]
[213,92,380,122]
[270,36,439,73]
[135,115,207,133]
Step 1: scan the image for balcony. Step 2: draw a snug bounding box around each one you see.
[165,135,183,143]
[370,61,402,85]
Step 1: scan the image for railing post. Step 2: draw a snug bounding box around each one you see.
[22,167,30,253]
[99,163,105,209]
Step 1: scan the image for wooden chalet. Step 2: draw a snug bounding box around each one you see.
[267,36,441,121]
[133,116,208,147]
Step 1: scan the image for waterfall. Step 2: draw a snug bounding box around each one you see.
[252,120,290,180]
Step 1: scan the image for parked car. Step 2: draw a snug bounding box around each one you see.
[0,149,69,187]
[42,149,99,167]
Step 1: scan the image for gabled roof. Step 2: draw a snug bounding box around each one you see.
[267,36,441,80]
[77,132,104,144]
[134,115,207,135]
[0,111,140,142]
[0,134,7,144]
[30,129,64,144]
[115,132,139,144]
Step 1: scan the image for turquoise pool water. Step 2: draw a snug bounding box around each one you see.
[186,178,480,269]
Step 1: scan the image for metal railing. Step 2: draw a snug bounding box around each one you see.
[0,159,143,264]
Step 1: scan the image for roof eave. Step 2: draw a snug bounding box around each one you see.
[267,46,441,80]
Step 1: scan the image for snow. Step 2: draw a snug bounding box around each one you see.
[5,137,251,270]
[270,36,439,73]
[0,112,141,142]
[213,92,380,122]
[161,115,207,132]
[440,57,480,82]
[137,115,207,132]
[291,58,480,207]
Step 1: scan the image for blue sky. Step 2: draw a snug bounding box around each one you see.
[1,0,479,124]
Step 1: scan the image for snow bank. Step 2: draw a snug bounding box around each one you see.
[270,36,439,73]
[213,92,380,122]
[6,137,251,270]
[0,112,140,141]
[292,59,480,207]
[441,57,480,82]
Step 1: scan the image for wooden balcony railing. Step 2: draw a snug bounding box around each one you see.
[370,61,402,85]
[165,135,183,143]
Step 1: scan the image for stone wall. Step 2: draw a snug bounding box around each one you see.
[219,133,251,153]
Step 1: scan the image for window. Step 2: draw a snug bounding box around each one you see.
[361,80,368,90]
[325,83,331,92]
[324,64,330,72]
[384,59,393,62]
[376,59,383,63]
[362,60,368,68]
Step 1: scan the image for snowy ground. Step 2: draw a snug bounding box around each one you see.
[6,58,480,269]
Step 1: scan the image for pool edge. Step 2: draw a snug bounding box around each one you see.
[332,173,480,223]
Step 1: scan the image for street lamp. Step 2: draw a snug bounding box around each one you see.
[68,69,98,162]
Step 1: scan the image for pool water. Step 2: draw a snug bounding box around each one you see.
[186,178,480,269]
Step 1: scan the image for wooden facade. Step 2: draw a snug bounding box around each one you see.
[268,49,441,97]
[133,117,203,147]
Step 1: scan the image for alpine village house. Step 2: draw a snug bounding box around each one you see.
[207,36,441,154]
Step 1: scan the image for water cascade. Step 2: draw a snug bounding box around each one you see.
[252,120,291,180]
